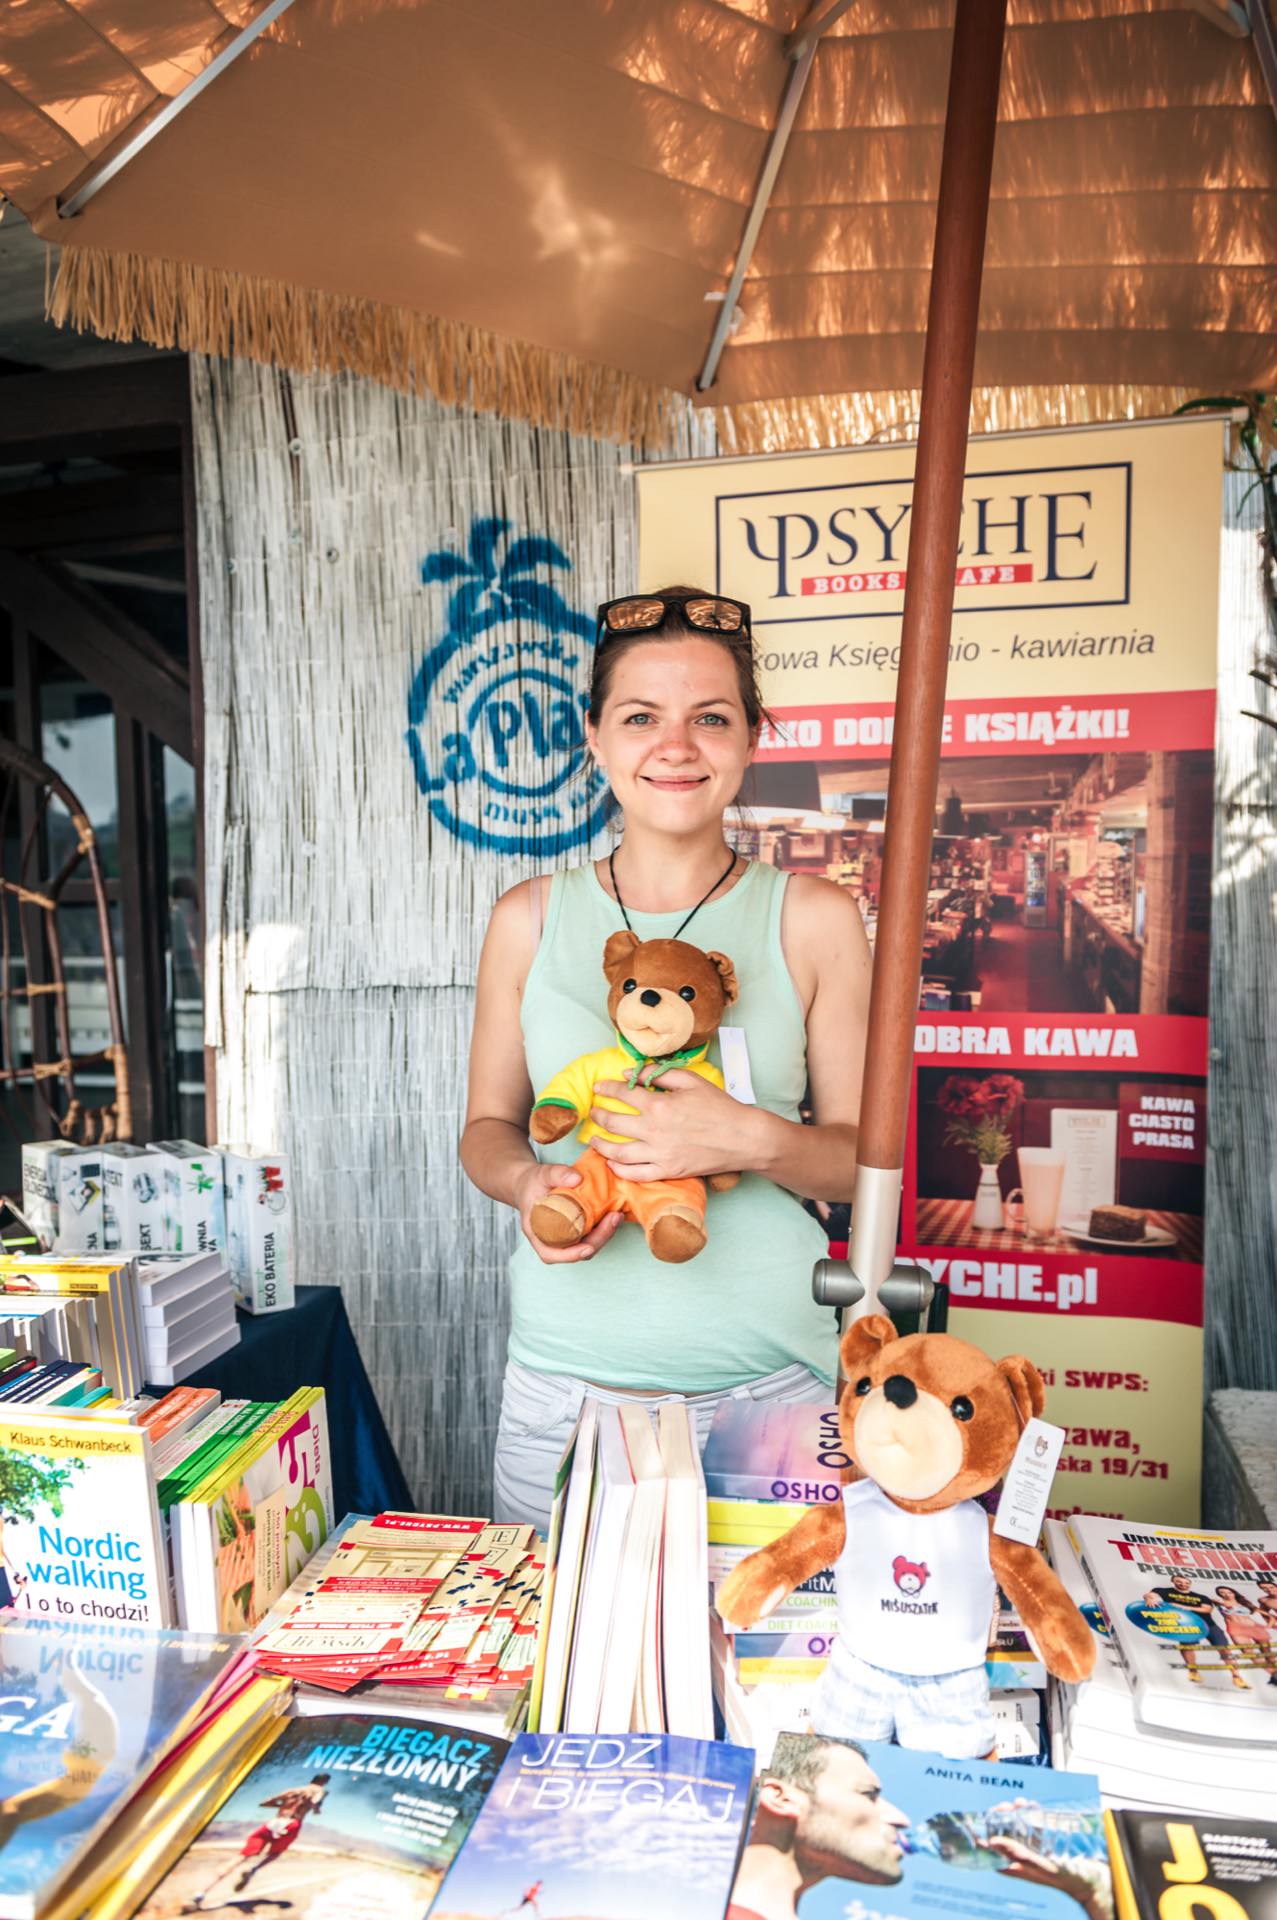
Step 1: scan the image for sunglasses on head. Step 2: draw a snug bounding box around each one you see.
[596,591,751,642]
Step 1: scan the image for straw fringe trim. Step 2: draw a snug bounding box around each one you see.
[49,244,1215,455]
[713,383,1205,455]
[48,244,681,449]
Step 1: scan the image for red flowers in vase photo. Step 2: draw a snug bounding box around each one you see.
[936,1072,1026,1166]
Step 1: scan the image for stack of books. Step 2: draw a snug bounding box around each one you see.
[0,1375,331,1635]
[0,1252,145,1397]
[0,1612,289,1920]
[530,1397,712,1738]
[253,1511,542,1736]
[1046,1515,1277,1817]
[135,1251,241,1383]
[702,1397,846,1747]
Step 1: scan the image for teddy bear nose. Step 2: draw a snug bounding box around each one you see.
[639,989,662,1008]
[883,1375,918,1410]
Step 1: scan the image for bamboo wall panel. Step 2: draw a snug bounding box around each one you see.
[1205,467,1277,1394]
[192,355,650,1513]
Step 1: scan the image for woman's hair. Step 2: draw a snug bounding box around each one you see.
[1215,1586,1252,1607]
[588,584,767,733]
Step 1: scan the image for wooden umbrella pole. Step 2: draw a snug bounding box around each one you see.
[844,0,1008,1321]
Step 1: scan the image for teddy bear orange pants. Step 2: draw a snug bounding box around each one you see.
[566,1146,707,1242]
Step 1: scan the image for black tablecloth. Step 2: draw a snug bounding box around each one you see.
[147,1284,413,1520]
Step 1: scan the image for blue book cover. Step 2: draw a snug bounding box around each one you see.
[727,1736,1108,1920]
[0,1615,238,1920]
[430,1733,756,1920]
[137,1713,509,1919]
[702,1401,847,1505]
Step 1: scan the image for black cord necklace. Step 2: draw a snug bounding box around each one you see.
[608,843,739,941]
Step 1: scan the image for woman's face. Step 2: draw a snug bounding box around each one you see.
[587,637,756,835]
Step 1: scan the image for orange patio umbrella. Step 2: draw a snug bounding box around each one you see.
[3,0,1274,1316]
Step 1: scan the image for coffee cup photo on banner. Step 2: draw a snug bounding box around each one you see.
[637,413,1223,1530]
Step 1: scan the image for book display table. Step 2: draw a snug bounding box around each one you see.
[146,1283,413,1519]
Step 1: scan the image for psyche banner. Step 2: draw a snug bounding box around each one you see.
[637,414,1227,1525]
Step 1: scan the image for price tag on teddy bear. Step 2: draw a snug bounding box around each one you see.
[718,1026,757,1105]
[992,1416,1066,1545]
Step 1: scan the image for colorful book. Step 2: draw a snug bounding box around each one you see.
[0,1407,169,1625]
[133,1711,507,1919]
[707,1495,810,1547]
[1069,1514,1277,1741]
[0,1257,141,1398]
[175,1389,332,1633]
[429,1732,754,1920]
[702,1397,849,1504]
[0,1614,238,1920]
[1108,1809,1277,1920]
[728,1734,1109,1920]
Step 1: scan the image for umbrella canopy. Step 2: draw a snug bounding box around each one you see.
[1,0,1275,443]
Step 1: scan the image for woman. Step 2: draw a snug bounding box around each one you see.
[462,587,871,1529]
[1214,1584,1275,1685]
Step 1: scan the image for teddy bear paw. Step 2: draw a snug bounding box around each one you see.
[647,1206,707,1264]
[530,1191,587,1248]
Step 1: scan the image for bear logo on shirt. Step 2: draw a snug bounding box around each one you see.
[892,1555,930,1596]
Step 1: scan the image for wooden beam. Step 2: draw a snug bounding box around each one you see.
[0,360,188,466]
[0,475,183,552]
[845,0,1008,1320]
[0,548,192,761]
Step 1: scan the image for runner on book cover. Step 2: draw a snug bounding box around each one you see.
[189,1774,330,1908]
[503,1882,543,1917]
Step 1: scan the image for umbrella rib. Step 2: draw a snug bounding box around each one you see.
[57,0,299,221]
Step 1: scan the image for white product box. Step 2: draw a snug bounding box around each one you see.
[101,1143,167,1253]
[221,1149,293,1314]
[149,1140,225,1254]
[54,1149,106,1252]
[20,1140,77,1250]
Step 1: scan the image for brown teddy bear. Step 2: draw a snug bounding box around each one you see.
[528,930,740,1263]
[717,1315,1095,1757]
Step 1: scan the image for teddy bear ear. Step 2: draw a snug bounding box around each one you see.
[838,1312,897,1381]
[705,950,739,1006]
[602,931,641,979]
[998,1353,1046,1425]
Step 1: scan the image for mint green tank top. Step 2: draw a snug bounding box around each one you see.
[509,860,838,1390]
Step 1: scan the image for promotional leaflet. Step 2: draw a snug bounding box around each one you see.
[638,413,1225,1523]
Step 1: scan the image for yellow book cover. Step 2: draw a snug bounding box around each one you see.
[37,1676,290,1920]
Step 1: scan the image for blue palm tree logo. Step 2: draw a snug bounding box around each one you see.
[405,518,609,856]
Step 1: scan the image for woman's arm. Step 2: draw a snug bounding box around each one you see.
[461,880,622,1264]
[587,874,869,1203]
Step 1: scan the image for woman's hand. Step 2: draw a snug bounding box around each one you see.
[511,1162,623,1264]
[587,1070,752,1183]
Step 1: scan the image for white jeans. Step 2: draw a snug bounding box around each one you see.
[492,1357,831,1532]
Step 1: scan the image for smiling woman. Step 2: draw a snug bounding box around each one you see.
[460,586,873,1528]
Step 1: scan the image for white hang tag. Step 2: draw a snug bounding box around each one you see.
[717,1026,757,1105]
[992,1417,1066,1546]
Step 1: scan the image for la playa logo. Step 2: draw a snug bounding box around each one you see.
[405,518,609,856]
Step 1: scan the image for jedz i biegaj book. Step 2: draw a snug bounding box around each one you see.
[136,1712,507,1920]
[429,1733,755,1920]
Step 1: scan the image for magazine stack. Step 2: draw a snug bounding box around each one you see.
[1046,1516,1277,1817]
